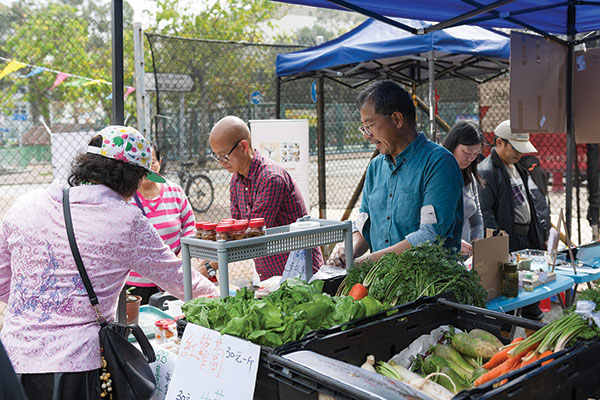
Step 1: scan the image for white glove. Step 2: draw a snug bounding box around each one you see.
[326,242,347,268]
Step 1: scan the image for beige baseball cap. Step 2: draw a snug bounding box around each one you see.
[494,120,537,154]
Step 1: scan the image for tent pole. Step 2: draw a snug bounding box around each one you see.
[111,0,126,325]
[428,51,436,142]
[317,77,326,219]
[111,0,124,125]
[565,1,576,238]
[275,76,281,119]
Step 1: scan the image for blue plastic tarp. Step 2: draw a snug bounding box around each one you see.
[271,0,600,36]
[276,18,510,77]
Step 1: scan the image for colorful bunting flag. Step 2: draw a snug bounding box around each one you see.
[1,57,135,102]
[65,78,87,87]
[83,79,110,86]
[0,60,26,81]
[50,72,71,91]
[20,66,46,78]
[124,86,136,99]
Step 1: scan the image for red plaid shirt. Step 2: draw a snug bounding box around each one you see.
[230,151,323,280]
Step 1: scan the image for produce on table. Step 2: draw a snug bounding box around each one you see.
[377,361,454,400]
[181,278,385,347]
[469,328,504,348]
[348,283,369,300]
[475,308,597,387]
[451,332,499,360]
[360,355,376,372]
[336,241,487,307]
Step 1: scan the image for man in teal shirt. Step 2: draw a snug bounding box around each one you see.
[329,80,463,265]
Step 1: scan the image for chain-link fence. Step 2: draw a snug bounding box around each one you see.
[0,2,598,289]
[146,31,597,248]
[0,1,135,217]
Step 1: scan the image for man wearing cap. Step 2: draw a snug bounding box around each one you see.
[478,120,544,253]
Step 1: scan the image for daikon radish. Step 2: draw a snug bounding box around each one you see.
[361,355,376,372]
[390,364,454,400]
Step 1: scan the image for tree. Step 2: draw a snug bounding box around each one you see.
[152,0,277,41]
[0,0,137,128]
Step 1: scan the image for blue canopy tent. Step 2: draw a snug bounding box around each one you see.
[276,17,510,139]
[276,17,510,218]
[276,18,510,82]
[271,0,600,237]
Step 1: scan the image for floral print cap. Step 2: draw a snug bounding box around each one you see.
[87,125,165,183]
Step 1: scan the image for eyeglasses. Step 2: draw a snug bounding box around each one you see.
[210,139,242,163]
[358,113,392,137]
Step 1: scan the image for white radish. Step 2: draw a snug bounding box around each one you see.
[391,364,454,400]
[360,355,376,372]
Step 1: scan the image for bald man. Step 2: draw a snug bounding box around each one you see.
[208,116,323,281]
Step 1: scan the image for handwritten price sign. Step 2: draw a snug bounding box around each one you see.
[151,346,178,400]
[165,323,260,400]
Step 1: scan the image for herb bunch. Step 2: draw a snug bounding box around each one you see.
[337,241,487,307]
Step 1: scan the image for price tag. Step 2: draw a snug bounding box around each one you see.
[151,346,178,400]
[165,323,261,400]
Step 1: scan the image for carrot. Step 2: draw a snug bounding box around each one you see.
[348,283,368,300]
[474,355,520,386]
[517,350,539,369]
[482,337,525,370]
[539,350,554,366]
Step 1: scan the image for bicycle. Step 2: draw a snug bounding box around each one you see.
[165,160,214,214]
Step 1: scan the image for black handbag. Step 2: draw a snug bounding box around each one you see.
[62,187,156,400]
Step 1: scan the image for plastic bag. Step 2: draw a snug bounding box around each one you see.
[388,325,463,368]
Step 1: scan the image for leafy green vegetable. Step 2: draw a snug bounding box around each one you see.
[566,287,600,340]
[181,277,385,347]
[338,241,487,307]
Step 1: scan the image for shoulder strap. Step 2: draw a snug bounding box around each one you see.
[133,193,146,216]
[62,187,99,306]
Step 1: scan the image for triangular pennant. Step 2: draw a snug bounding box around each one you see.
[124,86,136,99]
[20,66,46,78]
[65,78,87,87]
[50,72,71,91]
[83,79,109,86]
[0,60,26,81]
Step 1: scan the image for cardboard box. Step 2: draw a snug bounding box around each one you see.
[574,48,600,143]
[509,31,567,134]
[472,230,509,301]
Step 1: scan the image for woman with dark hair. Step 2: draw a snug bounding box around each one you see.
[443,120,486,256]
[126,143,197,304]
[0,126,217,399]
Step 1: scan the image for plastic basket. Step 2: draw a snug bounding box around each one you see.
[267,298,551,400]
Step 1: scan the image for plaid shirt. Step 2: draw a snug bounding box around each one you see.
[230,151,323,280]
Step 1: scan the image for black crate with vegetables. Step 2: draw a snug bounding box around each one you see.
[267,298,552,400]
[177,279,453,400]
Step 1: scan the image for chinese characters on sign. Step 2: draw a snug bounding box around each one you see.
[165,323,261,400]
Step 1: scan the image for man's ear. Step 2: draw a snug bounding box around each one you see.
[391,111,404,129]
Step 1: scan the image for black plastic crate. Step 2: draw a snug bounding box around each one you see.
[454,340,600,400]
[267,298,553,400]
[176,293,455,399]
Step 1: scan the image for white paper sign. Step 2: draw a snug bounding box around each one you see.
[165,323,261,400]
[249,119,310,210]
[151,347,178,400]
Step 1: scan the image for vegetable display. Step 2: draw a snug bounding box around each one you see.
[182,278,385,347]
[365,317,598,398]
[336,241,487,307]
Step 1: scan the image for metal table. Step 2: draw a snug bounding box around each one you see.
[180,216,353,300]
